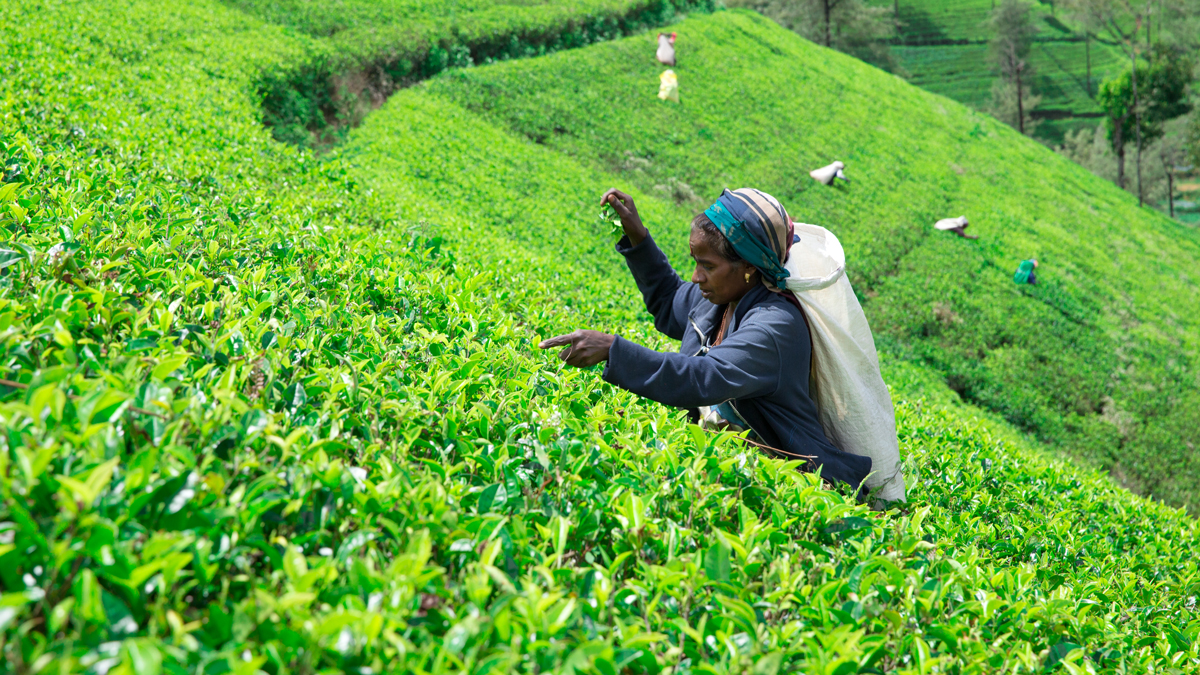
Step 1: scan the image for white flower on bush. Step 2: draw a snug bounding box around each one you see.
[47,243,66,266]
[335,628,354,654]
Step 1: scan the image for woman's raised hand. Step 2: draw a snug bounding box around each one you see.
[601,188,648,246]
[539,330,616,368]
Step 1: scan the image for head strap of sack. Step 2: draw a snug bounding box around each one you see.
[703,188,795,292]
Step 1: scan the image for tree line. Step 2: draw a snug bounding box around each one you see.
[1062,0,1195,211]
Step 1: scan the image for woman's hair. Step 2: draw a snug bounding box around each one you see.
[690,212,741,262]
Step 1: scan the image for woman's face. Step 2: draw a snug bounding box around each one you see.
[689,231,757,306]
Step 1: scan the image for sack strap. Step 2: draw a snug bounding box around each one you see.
[772,289,818,398]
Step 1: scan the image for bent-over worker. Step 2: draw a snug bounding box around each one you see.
[539,188,872,493]
[934,216,977,239]
[1013,258,1038,284]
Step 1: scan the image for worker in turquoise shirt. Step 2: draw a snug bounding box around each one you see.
[1013,258,1038,284]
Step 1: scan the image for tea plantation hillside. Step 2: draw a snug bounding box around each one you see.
[2,1,1199,674]
[343,10,1200,513]
[222,0,716,146]
[870,0,1128,142]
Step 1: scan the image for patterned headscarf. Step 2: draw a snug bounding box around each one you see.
[703,188,795,291]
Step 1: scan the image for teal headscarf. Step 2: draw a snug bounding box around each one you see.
[703,188,795,290]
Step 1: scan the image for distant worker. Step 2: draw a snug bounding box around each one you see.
[810,161,848,186]
[656,32,677,66]
[658,70,679,103]
[934,216,977,239]
[539,188,875,494]
[1013,258,1038,284]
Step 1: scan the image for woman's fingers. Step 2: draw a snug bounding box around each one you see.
[538,332,577,349]
[610,195,638,224]
[602,188,633,214]
[540,330,613,368]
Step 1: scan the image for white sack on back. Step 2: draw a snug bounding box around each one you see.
[784,222,906,501]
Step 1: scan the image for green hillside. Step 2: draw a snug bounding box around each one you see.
[347,10,1200,511]
[876,0,1129,142]
[3,1,1199,674]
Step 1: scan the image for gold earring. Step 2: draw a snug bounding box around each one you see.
[744,271,753,283]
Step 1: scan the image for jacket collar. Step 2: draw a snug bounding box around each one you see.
[688,284,775,351]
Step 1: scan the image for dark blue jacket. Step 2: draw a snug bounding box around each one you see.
[602,234,872,490]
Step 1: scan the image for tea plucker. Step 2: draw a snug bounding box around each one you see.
[539,188,872,492]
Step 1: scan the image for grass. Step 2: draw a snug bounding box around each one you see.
[2,1,1199,673]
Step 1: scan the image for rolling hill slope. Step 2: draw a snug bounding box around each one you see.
[344,9,1200,512]
[220,0,716,146]
[2,1,1198,673]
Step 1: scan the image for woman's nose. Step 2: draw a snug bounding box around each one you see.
[691,267,705,284]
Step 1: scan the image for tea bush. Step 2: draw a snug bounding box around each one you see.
[2,1,1198,674]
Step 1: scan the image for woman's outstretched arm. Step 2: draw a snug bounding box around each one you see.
[601,314,781,408]
[537,320,780,407]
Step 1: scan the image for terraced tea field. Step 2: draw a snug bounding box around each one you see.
[2,1,1198,673]
[880,0,1131,143]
